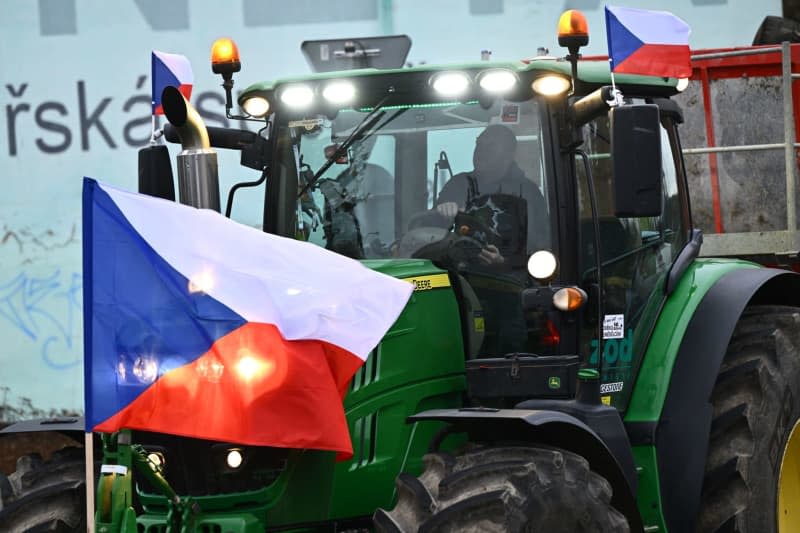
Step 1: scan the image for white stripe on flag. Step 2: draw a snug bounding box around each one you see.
[607,5,690,46]
[100,182,413,360]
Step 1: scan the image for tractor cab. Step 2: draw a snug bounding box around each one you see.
[229,38,690,412]
[259,68,554,359]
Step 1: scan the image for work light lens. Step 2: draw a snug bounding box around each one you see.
[242,96,270,117]
[479,69,517,93]
[322,81,356,104]
[432,72,470,96]
[528,250,558,280]
[281,85,314,109]
[532,76,571,96]
[676,77,690,92]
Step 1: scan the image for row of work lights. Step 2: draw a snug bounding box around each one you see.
[241,69,572,118]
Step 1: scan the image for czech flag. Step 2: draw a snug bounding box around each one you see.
[605,5,691,78]
[82,179,412,457]
[152,50,193,115]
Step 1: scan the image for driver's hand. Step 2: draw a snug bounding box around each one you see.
[479,244,505,265]
[436,202,460,219]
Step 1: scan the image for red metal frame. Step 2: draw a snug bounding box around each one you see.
[584,45,800,234]
[689,44,800,233]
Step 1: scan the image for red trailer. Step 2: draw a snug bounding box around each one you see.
[676,42,800,264]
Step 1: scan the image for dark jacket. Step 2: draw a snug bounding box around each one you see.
[437,162,550,254]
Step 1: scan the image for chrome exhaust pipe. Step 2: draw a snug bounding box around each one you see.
[161,86,221,211]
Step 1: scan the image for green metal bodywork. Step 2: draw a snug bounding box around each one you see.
[624,258,759,530]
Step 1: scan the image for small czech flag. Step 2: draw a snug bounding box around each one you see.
[605,5,691,79]
[151,50,193,115]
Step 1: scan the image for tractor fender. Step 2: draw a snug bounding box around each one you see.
[653,267,800,532]
[408,408,644,533]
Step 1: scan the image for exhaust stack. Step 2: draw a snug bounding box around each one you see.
[161,86,221,211]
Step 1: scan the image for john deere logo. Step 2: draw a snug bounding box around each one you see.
[548,376,561,389]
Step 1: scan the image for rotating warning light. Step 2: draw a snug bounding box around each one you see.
[558,10,589,49]
[211,38,241,76]
[211,37,242,76]
[431,72,470,97]
[478,69,517,94]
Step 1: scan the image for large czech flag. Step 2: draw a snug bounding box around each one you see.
[605,5,691,79]
[151,50,193,115]
[82,179,413,457]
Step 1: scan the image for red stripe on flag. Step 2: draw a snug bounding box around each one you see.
[177,83,193,103]
[94,322,364,458]
[614,43,691,78]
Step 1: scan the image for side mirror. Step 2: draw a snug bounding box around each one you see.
[138,145,175,201]
[610,104,662,217]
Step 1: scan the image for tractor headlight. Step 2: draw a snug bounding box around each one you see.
[528,250,558,281]
[226,448,243,469]
[242,96,270,118]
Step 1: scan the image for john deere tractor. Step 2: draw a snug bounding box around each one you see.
[1,10,798,533]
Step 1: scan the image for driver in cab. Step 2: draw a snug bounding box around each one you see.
[436,124,547,268]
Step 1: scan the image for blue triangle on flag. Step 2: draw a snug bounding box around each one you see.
[152,54,182,110]
[605,8,644,71]
[83,179,246,430]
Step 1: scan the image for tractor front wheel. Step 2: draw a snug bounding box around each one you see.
[0,446,86,531]
[697,306,800,532]
[374,445,629,533]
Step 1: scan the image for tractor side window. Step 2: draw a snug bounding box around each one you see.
[577,112,688,410]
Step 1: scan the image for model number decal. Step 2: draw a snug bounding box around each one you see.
[404,274,450,292]
[600,382,624,394]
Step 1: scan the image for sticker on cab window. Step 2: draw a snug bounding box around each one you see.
[501,104,520,124]
[602,314,624,339]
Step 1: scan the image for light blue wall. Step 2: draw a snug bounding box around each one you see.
[0,0,781,419]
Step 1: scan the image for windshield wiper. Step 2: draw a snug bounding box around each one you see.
[298,98,389,199]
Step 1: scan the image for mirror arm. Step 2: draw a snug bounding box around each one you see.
[571,85,615,127]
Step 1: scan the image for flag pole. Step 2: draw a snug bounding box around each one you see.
[150,115,157,145]
[85,431,95,533]
[609,61,617,93]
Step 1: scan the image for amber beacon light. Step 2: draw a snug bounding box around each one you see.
[557,10,589,50]
[211,38,241,77]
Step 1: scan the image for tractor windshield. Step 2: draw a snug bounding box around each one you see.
[271,95,554,356]
[274,97,552,262]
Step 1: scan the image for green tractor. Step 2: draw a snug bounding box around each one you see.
[2,11,799,533]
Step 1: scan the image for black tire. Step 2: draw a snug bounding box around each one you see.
[752,16,800,45]
[697,306,800,532]
[374,445,629,533]
[0,446,86,532]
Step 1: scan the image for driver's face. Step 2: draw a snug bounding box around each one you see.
[473,131,513,181]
